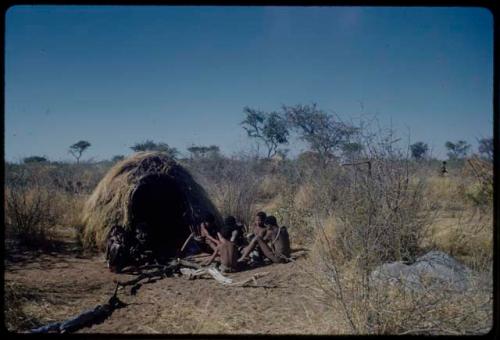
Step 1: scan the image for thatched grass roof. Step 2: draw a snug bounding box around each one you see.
[82,151,222,251]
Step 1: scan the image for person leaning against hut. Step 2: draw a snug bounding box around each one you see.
[238,215,290,264]
[196,212,219,252]
[203,225,241,273]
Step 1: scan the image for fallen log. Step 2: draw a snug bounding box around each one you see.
[30,321,62,333]
[30,284,125,334]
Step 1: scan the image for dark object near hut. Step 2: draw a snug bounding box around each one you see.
[106,225,131,272]
[82,151,222,267]
[31,285,126,333]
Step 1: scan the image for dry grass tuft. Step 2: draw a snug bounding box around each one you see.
[5,182,59,248]
[427,210,492,272]
[4,282,42,332]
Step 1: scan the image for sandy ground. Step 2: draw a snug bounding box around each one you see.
[5,241,336,335]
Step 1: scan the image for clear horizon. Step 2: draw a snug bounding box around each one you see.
[5,6,493,163]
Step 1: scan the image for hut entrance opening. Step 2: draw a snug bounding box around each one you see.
[130,174,190,258]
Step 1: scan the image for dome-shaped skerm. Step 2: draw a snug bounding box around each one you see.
[82,151,222,259]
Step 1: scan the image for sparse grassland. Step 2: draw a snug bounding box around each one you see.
[4,152,493,334]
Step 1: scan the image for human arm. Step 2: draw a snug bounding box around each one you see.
[204,247,219,266]
[200,224,219,245]
[255,237,281,263]
[238,235,259,262]
[261,227,275,242]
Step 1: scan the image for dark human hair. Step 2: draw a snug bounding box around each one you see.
[256,211,267,219]
[265,215,278,227]
[224,215,237,227]
[202,212,215,223]
[219,225,233,240]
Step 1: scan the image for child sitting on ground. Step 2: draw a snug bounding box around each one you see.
[203,224,241,273]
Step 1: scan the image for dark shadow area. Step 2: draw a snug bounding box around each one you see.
[4,238,94,270]
[130,174,191,259]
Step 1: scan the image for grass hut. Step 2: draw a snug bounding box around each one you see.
[82,151,222,257]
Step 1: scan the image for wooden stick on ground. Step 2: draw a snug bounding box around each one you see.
[115,261,180,288]
[180,232,194,253]
[178,267,271,287]
[178,258,203,269]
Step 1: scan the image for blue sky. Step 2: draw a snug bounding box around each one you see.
[5,6,493,162]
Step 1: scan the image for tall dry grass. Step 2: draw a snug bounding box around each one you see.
[5,163,93,249]
[186,156,263,226]
[306,242,492,335]
[298,126,493,335]
[3,135,493,335]
[5,171,59,247]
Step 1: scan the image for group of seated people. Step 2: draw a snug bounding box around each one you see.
[184,211,291,273]
[105,211,290,274]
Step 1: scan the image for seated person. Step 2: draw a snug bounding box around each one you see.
[245,211,268,262]
[197,213,219,252]
[265,215,291,260]
[238,215,290,264]
[247,211,267,241]
[184,213,219,257]
[203,225,241,273]
[224,215,246,249]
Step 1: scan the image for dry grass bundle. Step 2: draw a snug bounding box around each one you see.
[82,152,222,251]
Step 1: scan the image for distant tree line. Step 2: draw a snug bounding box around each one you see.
[240,103,493,164]
[187,145,220,159]
[241,103,359,165]
[16,107,494,165]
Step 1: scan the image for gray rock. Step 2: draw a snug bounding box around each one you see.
[370,251,476,292]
